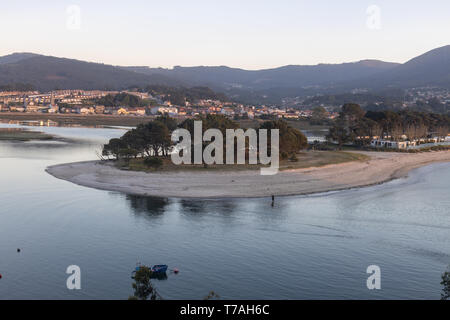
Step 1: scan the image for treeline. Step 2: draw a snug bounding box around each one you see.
[327,103,450,147]
[92,86,229,108]
[140,85,229,106]
[0,83,35,92]
[303,91,450,115]
[95,93,154,108]
[303,90,404,109]
[102,115,308,165]
[411,98,449,114]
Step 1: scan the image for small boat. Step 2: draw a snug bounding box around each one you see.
[151,265,168,274]
[131,264,169,279]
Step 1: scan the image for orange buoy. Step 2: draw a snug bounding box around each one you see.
[173,268,179,274]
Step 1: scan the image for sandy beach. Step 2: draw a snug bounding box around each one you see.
[46,151,450,198]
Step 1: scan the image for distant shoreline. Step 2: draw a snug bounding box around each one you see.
[46,151,450,199]
[0,112,155,127]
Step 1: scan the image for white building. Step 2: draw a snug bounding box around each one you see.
[370,139,412,149]
[150,106,178,115]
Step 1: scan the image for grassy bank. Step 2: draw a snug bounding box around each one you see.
[0,128,54,141]
[236,119,329,131]
[0,113,330,131]
[339,144,450,153]
[0,112,155,127]
[116,151,369,173]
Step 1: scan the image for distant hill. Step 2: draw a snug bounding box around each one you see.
[126,60,400,91]
[0,54,180,91]
[126,46,450,102]
[0,45,449,104]
[0,52,38,65]
[358,45,450,88]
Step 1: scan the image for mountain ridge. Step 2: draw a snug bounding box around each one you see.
[0,45,449,104]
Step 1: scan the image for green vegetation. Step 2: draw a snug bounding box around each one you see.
[102,115,310,168]
[303,90,450,115]
[310,106,331,125]
[121,151,368,173]
[259,120,308,159]
[280,151,369,170]
[303,90,405,110]
[442,267,450,300]
[326,103,450,148]
[0,128,54,141]
[0,113,154,127]
[0,83,35,92]
[95,92,153,108]
[144,157,163,169]
[412,97,449,114]
[101,113,370,173]
[0,54,160,91]
[235,119,329,132]
[142,85,229,106]
[129,266,161,300]
[93,86,228,108]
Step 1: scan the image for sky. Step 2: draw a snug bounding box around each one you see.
[1,0,449,69]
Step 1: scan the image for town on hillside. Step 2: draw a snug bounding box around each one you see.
[0,88,338,120]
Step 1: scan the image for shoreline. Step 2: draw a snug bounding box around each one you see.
[0,112,155,127]
[46,151,450,199]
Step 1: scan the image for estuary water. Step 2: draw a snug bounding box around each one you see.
[0,123,449,300]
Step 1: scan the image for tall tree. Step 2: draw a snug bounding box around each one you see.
[340,103,365,123]
[259,120,308,158]
[129,266,160,300]
[326,119,353,149]
[441,267,450,300]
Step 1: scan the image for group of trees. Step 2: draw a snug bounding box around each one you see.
[327,103,450,148]
[413,98,449,114]
[309,106,331,125]
[302,90,450,115]
[95,86,228,109]
[0,83,35,92]
[259,120,308,158]
[303,90,404,109]
[102,115,173,161]
[129,266,161,300]
[102,114,308,166]
[442,268,450,300]
[95,92,154,108]
[141,85,229,106]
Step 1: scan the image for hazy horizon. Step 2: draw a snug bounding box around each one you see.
[1,0,450,70]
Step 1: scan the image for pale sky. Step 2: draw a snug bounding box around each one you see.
[1,0,449,69]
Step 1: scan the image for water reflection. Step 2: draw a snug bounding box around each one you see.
[150,273,168,281]
[125,196,240,219]
[126,195,169,217]
[1,122,449,300]
[180,199,208,214]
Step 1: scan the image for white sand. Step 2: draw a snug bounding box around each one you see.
[46,151,450,198]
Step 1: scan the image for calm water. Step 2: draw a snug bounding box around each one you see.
[0,124,449,300]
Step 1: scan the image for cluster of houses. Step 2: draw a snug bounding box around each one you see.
[369,136,450,150]
[405,87,450,106]
[0,90,341,121]
[370,139,416,149]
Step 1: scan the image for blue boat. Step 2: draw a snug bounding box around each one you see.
[152,265,168,274]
